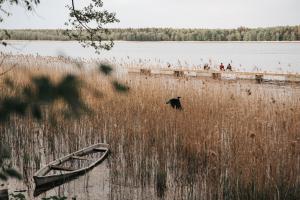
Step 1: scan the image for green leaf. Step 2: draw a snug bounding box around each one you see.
[99,64,113,75]
[57,75,80,100]
[10,193,26,200]
[4,78,14,88]
[112,81,129,93]
[32,76,55,102]
[3,168,22,180]
[1,97,28,117]
[23,86,33,99]
[0,144,11,159]
[56,74,89,116]
[0,172,8,181]
[31,104,42,120]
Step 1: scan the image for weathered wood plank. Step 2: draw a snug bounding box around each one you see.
[128,67,300,82]
[50,165,75,171]
[93,147,107,152]
[71,156,93,161]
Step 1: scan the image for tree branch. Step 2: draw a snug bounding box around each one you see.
[70,0,93,34]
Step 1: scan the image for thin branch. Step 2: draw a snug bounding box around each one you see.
[0,64,17,77]
[0,7,10,15]
[0,54,8,68]
[71,0,93,34]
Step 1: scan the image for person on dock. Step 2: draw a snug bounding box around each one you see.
[219,63,225,71]
[166,97,183,110]
[226,64,232,71]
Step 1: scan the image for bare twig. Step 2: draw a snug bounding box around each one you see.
[0,54,8,68]
[0,7,10,15]
[0,64,17,77]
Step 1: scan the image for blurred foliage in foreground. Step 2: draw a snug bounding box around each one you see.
[0,63,128,183]
[0,63,128,123]
[0,143,22,181]
[0,74,88,122]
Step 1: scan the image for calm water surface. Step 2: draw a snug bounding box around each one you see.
[1,41,300,73]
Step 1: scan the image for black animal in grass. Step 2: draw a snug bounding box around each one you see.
[166,97,183,110]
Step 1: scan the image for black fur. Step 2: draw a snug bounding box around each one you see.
[166,97,182,110]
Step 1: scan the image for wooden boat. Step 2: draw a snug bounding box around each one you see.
[33,143,109,187]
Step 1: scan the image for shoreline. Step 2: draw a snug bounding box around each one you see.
[3,40,300,43]
[1,53,300,80]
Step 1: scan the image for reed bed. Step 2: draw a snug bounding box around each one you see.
[2,52,299,74]
[0,55,299,200]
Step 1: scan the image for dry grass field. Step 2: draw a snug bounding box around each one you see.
[0,54,300,199]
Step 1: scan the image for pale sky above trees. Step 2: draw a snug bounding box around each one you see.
[0,0,299,29]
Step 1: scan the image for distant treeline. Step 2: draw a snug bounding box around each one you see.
[1,26,300,41]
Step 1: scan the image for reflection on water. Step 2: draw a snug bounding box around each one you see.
[34,162,110,199]
[5,128,110,200]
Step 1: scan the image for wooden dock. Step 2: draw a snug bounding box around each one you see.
[128,68,300,83]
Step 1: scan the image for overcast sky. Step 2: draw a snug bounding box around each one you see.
[0,0,299,29]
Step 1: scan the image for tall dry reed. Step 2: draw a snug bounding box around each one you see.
[0,55,299,199]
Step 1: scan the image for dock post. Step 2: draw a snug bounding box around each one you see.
[174,71,184,77]
[140,69,151,76]
[255,74,264,83]
[212,72,221,80]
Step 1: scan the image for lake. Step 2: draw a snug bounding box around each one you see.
[1,41,300,73]
[1,52,300,199]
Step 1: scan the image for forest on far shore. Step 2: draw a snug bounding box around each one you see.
[1,25,300,41]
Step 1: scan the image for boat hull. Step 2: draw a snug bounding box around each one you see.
[33,170,85,187]
[33,143,110,189]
